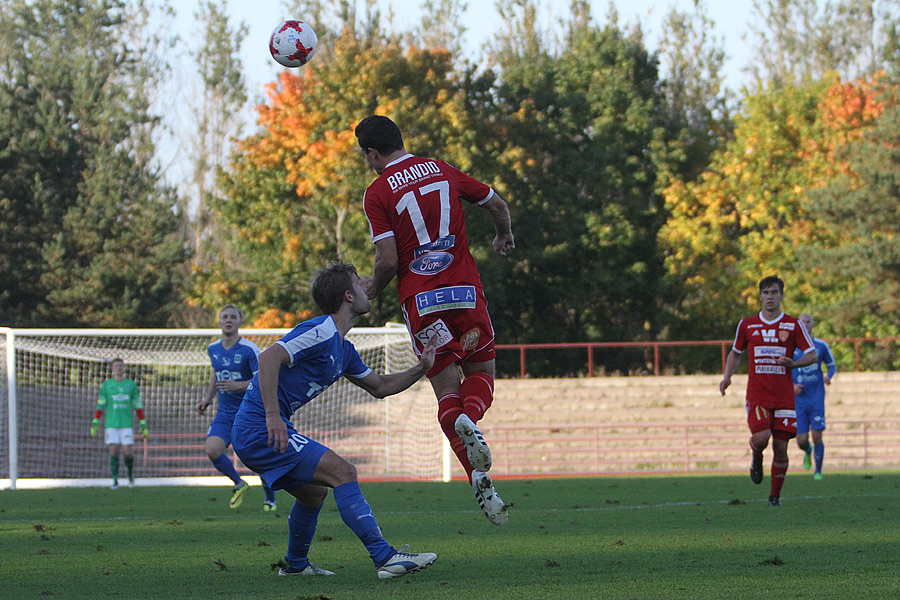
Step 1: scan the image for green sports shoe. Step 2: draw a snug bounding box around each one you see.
[230,480,248,509]
[803,449,812,471]
[262,500,277,512]
[813,472,823,481]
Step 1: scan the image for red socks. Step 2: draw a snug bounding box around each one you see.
[437,393,472,482]
[459,371,493,422]
[770,459,788,497]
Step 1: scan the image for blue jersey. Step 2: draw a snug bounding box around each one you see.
[793,337,836,407]
[236,315,372,425]
[208,337,260,417]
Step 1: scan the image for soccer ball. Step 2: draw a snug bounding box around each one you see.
[269,20,317,68]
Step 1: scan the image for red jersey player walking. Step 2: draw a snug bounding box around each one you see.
[354,115,515,525]
[719,275,817,506]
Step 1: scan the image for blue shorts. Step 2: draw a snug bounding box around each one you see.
[207,411,236,445]
[795,401,826,434]
[232,421,327,491]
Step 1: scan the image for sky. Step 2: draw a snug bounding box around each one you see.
[163,0,758,187]
[173,0,758,99]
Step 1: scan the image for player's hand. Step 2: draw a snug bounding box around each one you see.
[266,414,289,453]
[493,232,515,257]
[418,334,438,374]
[718,378,730,396]
[90,418,99,438]
[196,400,210,415]
[775,355,793,367]
[140,419,149,440]
[824,377,831,385]
[359,275,377,299]
[793,384,803,395]
[216,380,242,393]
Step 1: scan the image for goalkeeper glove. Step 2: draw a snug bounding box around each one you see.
[90,418,99,438]
[140,419,149,438]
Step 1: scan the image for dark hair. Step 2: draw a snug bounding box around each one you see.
[355,115,404,155]
[759,275,784,294]
[311,262,358,314]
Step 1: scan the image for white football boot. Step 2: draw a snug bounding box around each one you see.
[455,414,492,472]
[376,546,438,579]
[472,470,509,525]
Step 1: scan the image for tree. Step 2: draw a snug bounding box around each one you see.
[0,0,187,327]
[746,0,900,85]
[657,0,733,180]
[180,0,249,326]
[802,82,900,350]
[462,1,681,367]
[658,75,884,338]
[205,6,475,325]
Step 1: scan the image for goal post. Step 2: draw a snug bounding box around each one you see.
[1,325,444,490]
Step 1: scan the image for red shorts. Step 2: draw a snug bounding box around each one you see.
[746,399,797,440]
[401,285,495,378]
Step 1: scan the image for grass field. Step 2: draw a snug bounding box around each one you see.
[2,472,899,600]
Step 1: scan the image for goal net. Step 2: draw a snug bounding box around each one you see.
[1,326,444,489]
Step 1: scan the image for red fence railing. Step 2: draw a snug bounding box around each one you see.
[495,337,900,378]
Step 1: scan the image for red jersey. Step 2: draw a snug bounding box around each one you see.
[363,154,494,303]
[731,311,815,409]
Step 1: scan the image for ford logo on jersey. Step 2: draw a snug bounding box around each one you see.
[415,285,476,316]
[410,251,454,276]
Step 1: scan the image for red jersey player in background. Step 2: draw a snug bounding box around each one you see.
[354,115,515,525]
[719,275,817,506]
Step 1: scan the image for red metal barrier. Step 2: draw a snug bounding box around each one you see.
[495,337,900,377]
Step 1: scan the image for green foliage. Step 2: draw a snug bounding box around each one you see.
[0,0,187,327]
[659,79,842,337]
[467,4,681,352]
[803,98,900,348]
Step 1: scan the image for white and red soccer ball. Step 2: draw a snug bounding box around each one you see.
[269,20,317,68]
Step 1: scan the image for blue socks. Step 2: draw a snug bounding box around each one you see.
[211,453,242,485]
[285,501,321,568]
[263,482,276,503]
[333,481,394,566]
[814,443,825,473]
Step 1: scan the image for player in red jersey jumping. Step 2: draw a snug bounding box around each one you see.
[719,275,818,506]
[354,115,515,525]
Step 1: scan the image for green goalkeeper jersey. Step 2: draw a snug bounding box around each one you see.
[97,378,142,428]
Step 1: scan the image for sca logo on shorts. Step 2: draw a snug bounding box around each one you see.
[410,251,453,275]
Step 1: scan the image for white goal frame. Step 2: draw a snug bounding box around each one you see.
[1,326,448,490]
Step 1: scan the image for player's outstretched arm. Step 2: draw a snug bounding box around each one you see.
[481,195,515,257]
[362,237,399,299]
[349,335,437,398]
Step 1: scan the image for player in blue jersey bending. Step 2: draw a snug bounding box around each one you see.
[792,313,836,480]
[232,262,439,579]
[197,305,277,510]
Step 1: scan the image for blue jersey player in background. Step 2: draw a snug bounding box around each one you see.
[232,262,439,579]
[792,313,836,480]
[197,304,277,510]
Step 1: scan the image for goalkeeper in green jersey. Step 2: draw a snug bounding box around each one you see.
[91,358,147,489]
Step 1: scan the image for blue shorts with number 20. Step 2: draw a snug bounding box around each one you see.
[232,420,327,491]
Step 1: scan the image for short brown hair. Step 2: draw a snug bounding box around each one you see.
[311,263,358,314]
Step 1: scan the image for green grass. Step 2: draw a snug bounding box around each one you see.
[2,472,899,600]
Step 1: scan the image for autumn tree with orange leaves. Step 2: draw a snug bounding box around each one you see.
[197,23,477,324]
[658,74,885,341]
